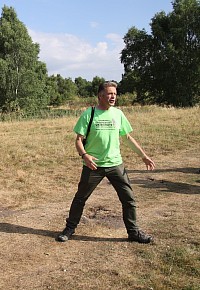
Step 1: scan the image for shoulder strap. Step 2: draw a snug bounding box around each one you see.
[85,106,95,139]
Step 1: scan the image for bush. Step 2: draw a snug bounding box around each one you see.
[116,93,136,106]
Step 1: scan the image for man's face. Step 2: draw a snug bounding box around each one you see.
[99,86,117,108]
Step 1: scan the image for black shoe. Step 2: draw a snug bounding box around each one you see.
[128,230,153,244]
[57,227,75,242]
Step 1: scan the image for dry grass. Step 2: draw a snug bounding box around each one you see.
[0,106,200,290]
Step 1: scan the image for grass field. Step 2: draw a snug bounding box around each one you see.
[0,105,200,290]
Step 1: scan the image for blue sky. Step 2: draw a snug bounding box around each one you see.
[1,0,173,81]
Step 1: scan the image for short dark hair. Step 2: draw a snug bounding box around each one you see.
[98,81,117,94]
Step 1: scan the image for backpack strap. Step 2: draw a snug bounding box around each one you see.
[85,106,95,139]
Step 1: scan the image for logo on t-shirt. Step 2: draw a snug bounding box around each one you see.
[95,119,119,130]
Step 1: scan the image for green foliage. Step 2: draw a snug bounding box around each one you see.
[0,5,49,112]
[47,75,106,106]
[75,77,92,97]
[121,0,200,107]
[151,0,200,106]
[1,1,199,113]
[46,74,78,106]
[116,93,136,106]
[91,76,106,96]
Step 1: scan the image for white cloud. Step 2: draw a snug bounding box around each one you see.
[106,33,123,45]
[90,21,99,28]
[28,29,124,81]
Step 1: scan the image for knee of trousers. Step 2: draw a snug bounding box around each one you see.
[122,200,136,209]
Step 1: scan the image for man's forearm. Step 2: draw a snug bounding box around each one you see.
[75,136,86,157]
[122,134,147,158]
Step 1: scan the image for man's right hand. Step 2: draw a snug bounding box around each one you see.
[83,154,98,170]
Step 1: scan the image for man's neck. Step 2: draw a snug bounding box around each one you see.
[96,104,111,110]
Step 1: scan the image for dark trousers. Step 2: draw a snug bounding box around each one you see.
[66,164,138,234]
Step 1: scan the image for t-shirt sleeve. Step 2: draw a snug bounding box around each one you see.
[119,111,133,136]
[73,109,90,136]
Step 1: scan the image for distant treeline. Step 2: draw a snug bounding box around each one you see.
[0,0,199,115]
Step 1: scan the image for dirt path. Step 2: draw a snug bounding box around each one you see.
[1,151,200,290]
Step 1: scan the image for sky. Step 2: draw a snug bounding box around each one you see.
[1,0,173,81]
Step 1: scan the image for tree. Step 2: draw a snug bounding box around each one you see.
[0,6,49,112]
[121,0,200,107]
[75,77,92,97]
[120,27,154,103]
[47,74,78,106]
[46,75,60,106]
[91,76,106,97]
[151,0,200,106]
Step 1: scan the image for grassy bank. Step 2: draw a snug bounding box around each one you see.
[0,106,199,290]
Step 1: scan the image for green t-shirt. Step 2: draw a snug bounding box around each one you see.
[73,107,133,167]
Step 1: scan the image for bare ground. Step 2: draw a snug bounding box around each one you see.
[0,149,200,290]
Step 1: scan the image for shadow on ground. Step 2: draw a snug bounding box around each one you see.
[0,222,57,238]
[127,167,200,194]
[0,222,127,242]
[127,167,200,175]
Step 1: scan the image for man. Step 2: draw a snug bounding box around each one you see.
[57,81,155,243]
